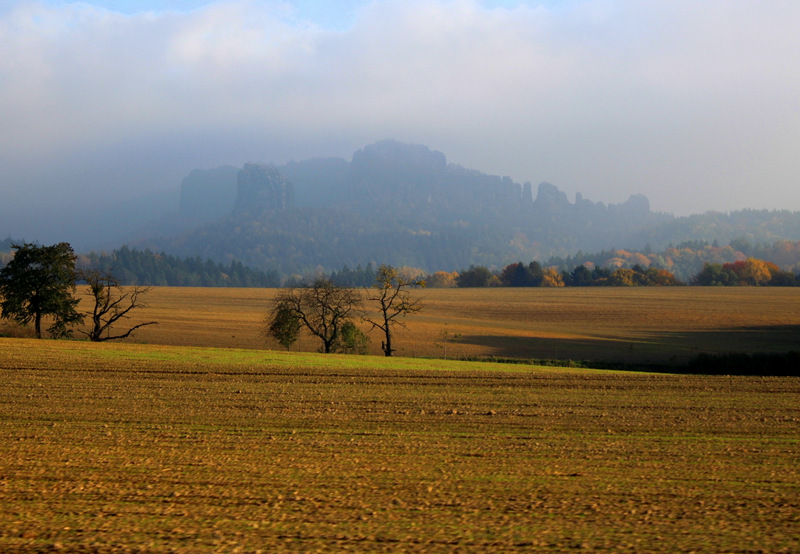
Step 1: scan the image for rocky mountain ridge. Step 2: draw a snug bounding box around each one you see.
[156,140,800,276]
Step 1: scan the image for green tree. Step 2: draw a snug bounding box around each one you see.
[264,302,301,350]
[78,269,157,342]
[364,264,425,357]
[568,264,593,286]
[456,265,492,287]
[334,321,370,354]
[269,278,361,353]
[0,242,84,338]
[691,263,737,286]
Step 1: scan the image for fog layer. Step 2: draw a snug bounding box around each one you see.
[2,0,799,248]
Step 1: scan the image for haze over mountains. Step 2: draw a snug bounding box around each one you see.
[120,140,800,276]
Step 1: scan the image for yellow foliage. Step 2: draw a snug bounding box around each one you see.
[742,258,772,286]
[426,271,458,288]
[609,268,637,286]
[541,267,565,287]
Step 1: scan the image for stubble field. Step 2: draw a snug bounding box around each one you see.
[118,286,800,364]
[1,287,799,551]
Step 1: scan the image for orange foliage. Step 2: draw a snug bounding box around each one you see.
[646,268,681,286]
[723,258,774,286]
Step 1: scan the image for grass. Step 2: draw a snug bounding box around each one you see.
[1,337,799,552]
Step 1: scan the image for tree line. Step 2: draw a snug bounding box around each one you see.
[82,246,280,287]
[451,262,682,288]
[542,239,800,283]
[292,238,800,289]
[690,258,798,286]
[450,258,798,288]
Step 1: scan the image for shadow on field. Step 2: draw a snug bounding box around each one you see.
[461,324,800,366]
[460,334,668,365]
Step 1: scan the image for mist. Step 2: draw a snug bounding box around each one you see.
[2,0,799,250]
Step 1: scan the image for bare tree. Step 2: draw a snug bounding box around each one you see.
[364,264,425,357]
[270,277,361,353]
[79,269,157,341]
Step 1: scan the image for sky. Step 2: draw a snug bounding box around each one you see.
[1,0,799,247]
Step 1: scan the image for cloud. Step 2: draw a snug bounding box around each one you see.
[1,0,799,243]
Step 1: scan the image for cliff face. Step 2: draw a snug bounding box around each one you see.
[233,163,294,215]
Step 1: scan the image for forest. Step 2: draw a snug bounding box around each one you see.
[3,239,800,288]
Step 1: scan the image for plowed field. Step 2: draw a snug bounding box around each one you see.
[1,339,798,552]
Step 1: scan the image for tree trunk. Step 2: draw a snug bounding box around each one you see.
[382,328,393,357]
[34,311,42,339]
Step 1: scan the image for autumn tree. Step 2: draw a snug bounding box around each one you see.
[608,268,637,286]
[541,267,565,287]
[79,269,157,342]
[269,278,361,353]
[739,258,773,286]
[425,271,458,288]
[0,242,83,338]
[364,264,425,357]
[643,267,682,286]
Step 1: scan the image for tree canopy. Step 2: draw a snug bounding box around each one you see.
[0,242,83,338]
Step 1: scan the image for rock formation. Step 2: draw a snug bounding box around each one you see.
[233,163,294,215]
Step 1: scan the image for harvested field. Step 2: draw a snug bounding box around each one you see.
[76,286,800,364]
[1,339,798,552]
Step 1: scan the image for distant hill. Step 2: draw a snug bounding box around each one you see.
[138,140,800,277]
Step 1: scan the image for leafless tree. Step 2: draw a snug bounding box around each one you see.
[79,269,157,341]
[364,264,424,357]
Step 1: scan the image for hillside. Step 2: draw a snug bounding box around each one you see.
[136,140,800,276]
